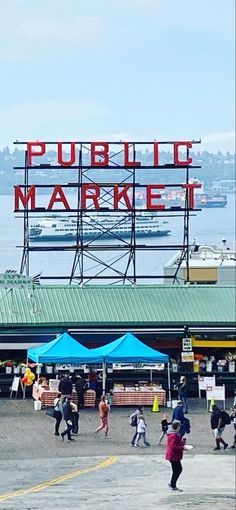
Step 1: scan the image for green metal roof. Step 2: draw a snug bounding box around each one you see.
[0,285,235,329]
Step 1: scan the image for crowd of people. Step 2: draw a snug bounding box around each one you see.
[46,375,235,492]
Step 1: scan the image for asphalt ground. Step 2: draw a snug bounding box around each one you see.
[0,399,235,509]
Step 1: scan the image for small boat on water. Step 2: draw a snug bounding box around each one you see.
[29,214,171,242]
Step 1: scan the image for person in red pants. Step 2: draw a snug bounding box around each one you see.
[95,395,110,438]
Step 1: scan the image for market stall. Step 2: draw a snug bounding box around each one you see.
[28,332,102,406]
[112,383,166,406]
[91,333,170,406]
[32,385,96,407]
[28,332,102,367]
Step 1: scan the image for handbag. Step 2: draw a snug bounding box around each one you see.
[46,407,56,418]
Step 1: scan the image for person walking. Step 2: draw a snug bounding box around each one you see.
[158,414,171,445]
[176,376,188,413]
[54,392,63,436]
[230,404,236,448]
[61,396,74,441]
[95,395,110,438]
[172,401,191,439]
[166,420,185,492]
[210,404,228,450]
[134,414,150,447]
[129,406,143,446]
[58,375,73,396]
[71,401,80,435]
[172,401,184,421]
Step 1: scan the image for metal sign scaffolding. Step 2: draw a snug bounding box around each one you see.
[14,140,201,285]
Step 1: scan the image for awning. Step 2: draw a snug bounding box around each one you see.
[28,332,103,363]
[0,343,45,350]
[191,336,236,348]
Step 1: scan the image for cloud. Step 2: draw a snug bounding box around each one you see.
[201,131,235,153]
[0,0,234,63]
[0,10,101,61]
[0,100,110,147]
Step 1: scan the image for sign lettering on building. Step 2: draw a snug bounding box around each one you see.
[13,140,201,212]
[182,337,192,351]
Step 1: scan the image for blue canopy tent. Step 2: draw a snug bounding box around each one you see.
[27,333,103,379]
[91,333,171,403]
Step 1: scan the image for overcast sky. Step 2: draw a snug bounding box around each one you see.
[0,0,235,152]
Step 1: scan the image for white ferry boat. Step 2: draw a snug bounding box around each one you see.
[164,240,236,285]
[29,215,171,241]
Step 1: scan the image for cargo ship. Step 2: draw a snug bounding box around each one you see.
[194,192,227,208]
[160,189,227,208]
[135,182,227,209]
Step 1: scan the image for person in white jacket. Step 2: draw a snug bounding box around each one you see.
[134,415,150,447]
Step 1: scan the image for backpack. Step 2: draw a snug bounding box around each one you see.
[183,416,191,434]
[129,413,138,427]
[221,411,231,426]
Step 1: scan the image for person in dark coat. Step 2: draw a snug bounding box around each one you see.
[61,396,74,441]
[166,420,185,491]
[158,413,172,445]
[53,392,63,436]
[210,404,228,450]
[172,401,190,438]
[58,376,72,396]
[176,376,188,413]
[75,375,87,408]
[89,370,98,392]
[172,401,184,426]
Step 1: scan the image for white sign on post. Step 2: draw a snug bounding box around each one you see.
[49,379,60,391]
[198,375,216,397]
[206,385,225,410]
[182,337,192,351]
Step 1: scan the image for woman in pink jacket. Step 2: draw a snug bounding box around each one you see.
[166,420,185,492]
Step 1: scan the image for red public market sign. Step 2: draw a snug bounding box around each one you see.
[26,140,193,167]
[14,140,201,212]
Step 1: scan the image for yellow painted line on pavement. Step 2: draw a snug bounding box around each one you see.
[0,456,118,503]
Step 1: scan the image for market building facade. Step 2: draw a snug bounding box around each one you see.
[0,285,235,398]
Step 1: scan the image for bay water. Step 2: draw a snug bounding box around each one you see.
[0,194,235,283]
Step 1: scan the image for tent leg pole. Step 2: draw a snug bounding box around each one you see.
[102,362,106,396]
[167,362,171,406]
[37,363,41,382]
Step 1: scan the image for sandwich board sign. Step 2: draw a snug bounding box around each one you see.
[198,375,216,398]
[10,376,25,398]
[10,376,21,398]
[206,385,225,410]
